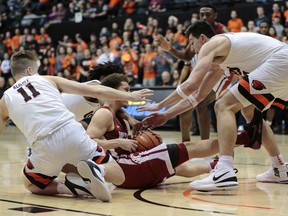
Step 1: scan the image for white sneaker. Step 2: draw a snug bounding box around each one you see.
[189,163,238,191]
[256,163,288,183]
[77,160,112,202]
[65,173,92,196]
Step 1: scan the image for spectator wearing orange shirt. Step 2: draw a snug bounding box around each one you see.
[2,31,13,55]
[139,44,157,87]
[283,1,288,25]
[62,47,76,76]
[107,0,121,18]
[227,10,243,32]
[109,31,122,52]
[121,42,139,79]
[11,28,21,52]
[174,23,189,46]
[122,0,135,15]
[271,3,283,23]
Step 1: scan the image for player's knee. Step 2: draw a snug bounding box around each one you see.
[214,99,227,115]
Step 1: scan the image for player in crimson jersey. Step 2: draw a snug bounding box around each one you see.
[83,73,220,189]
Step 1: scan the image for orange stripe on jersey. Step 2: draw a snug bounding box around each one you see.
[23,166,56,189]
[271,98,286,110]
[238,76,275,111]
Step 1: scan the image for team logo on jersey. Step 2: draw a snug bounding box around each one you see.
[252,80,266,90]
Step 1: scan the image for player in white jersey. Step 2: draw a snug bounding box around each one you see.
[0,50,153,201]
[62,80,101,122]
[139,21,288,191]
[61,63,143,133]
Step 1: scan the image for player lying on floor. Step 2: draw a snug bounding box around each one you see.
[64,73,220,192]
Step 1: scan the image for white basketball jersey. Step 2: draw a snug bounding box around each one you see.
[61,80,101,121]
[4,75,75,144]
[219,32,286,74]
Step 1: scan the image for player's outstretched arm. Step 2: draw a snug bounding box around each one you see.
[45,76,153,102]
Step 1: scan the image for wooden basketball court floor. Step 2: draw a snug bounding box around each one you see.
[0,125,288,216]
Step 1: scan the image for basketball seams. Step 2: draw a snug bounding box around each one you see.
[142,131,157,147]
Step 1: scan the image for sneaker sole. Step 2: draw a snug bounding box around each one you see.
[77,161,112,202]
[190,182,239,192]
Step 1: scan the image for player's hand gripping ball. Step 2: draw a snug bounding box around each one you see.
[134,130,163,152]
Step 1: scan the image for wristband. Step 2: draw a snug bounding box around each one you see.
[176,86,198,107]
[187,95,198,107]
[184,61,191,66]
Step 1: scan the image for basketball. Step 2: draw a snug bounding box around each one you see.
[134,130,163,152]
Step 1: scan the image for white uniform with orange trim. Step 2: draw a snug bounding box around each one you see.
[62,80,101,121]
[218,32,288,110]
[4,75,106,181]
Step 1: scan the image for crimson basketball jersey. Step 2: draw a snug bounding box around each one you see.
[100,107,175,189]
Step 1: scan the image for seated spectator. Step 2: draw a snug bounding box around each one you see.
[107,0,121,18]
[55,46,66,73]
[111,22,122,36]
[123,18,135,34]
[2,31,13,55]
[121,42,139,79]
[82,2,97,20]
[20,28,34,49]
[135,0,149,15]
[174,23,189,47]
[272,16,284,37]
[11,28,21,52]
[159,71,172,87]
[78,49,95,82]
[148,0,167,13]
[0,52,11,82]
[254,5,269,27]
[21,8,46,27]
[269,26,281,40]
[122,0,135,15]
[152,46,173,85]
[227,10,243,32]
[171,69,180,86]
[90,0,108,20]
[258,20,270,36]
[62,46,77,77]
[109,32,122,52]
[139,43,157,87]
[271,3,283,23]
[96,45,115,64]
[247,20,257,32]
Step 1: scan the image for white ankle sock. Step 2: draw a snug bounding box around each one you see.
[98,164,106,176]
[271,154,285,166]
[57,182,73,195]
[219,155,233,167]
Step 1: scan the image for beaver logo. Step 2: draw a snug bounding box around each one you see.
[252,80,266,90]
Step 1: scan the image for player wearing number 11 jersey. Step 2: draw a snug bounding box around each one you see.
[0,50,153,201]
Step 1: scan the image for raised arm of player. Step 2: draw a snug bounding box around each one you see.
[154,34,195,61]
